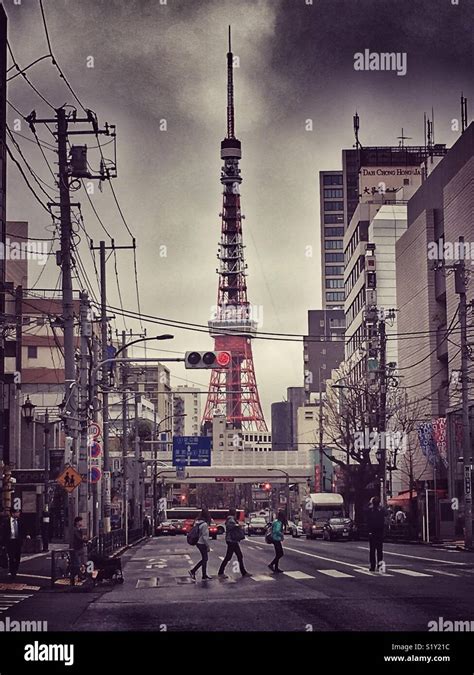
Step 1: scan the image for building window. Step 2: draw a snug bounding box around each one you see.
[325,240,343,250]
[324,201,344,212]
[323,174,343,186]
[326,278,344,288]
[325,227,344,237]
[325,266,344,276]
[27,346,38,359]
[326,292,345,302]
[324,214,344,224]
[325,253,344,262]
[324,188,343,199]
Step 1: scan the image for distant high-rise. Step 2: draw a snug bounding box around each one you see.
[319,171,345,309]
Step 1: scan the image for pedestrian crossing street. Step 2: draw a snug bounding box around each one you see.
[133,547,474,587]
[0,593,33,615]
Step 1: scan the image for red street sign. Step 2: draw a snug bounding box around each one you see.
[215,477,234,483]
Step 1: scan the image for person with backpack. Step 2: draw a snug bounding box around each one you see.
[218,508,250,578]
[367,495,386,572]
[268,510,286,574]
[188,508,212,580]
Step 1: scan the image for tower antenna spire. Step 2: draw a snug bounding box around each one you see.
[227,25,235,139]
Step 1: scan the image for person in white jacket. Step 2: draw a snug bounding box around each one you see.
[189,508,212,580]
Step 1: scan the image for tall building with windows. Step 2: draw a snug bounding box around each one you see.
[304,309,345,400]
[320,171,345,309]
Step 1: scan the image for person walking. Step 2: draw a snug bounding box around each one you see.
[71,516,87,584]
[1,508,28,579]
[218,508,250,578]
[268,510,286,574]
[189,508,212,581]
[367,496,386,572]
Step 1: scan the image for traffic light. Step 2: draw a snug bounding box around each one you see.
[185,351,231,369]
[260,482,271,491]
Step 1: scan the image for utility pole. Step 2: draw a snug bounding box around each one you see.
[121,331,128,541]
[99,241,110,534]
[455,238,472,550]
[378,314,387,506]
[78,292,91,522]
[318,368,324,493]
[29,106,116,541]
[134,393,141,528]
[91,242,136,534]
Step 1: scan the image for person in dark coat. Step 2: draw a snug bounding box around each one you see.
[1,508,28,578]
[70,516,87,583]
[367,496,386,572]
[218,509,249,578]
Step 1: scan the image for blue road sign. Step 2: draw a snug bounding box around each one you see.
[172,437,211,467]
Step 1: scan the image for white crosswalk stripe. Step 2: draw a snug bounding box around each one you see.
[317,569,354,578]
[392,569,432,577]
[425,569,460,577]
[250,574,275,582]
[284,571,315,580]
[353,568,394,577]
[0,594,33,615]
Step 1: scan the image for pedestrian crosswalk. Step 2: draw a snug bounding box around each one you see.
[0,593,33,615]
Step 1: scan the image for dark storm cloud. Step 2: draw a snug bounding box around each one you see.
[4,0,472,419]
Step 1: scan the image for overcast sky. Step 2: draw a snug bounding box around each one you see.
[5,0,473,423]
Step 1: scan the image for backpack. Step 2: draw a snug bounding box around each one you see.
[187,521,203,546]
[264,522,274,545]
[233,526,245,542]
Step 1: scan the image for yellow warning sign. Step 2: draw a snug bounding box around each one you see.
[57,466,82,493]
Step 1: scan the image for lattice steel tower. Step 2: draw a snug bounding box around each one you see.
[202,27,267,432]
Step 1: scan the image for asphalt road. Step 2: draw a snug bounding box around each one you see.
[7,534,469,633]
[53,537,474,631]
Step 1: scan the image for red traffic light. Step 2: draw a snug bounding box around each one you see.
[185,351,231,369]
[262,482,271,491]
[216,351,231,367]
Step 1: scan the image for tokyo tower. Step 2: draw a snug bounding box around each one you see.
[202,27,267,432]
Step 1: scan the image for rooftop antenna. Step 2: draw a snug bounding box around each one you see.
[226,25,235,139]
[461,93,468,133]
[431,106,435,145]
[397,127,412,148]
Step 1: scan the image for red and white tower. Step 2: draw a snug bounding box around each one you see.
[202,28,267,432]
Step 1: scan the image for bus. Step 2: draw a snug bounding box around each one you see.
[301,493,345,539]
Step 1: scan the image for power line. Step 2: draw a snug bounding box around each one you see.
[6,143,54,216]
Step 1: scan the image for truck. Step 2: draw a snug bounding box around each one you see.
[302,493,345,539]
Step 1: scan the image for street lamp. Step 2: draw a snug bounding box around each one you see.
[21,396,36,425]
[268,468,291,522]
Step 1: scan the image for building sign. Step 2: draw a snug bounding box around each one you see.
[215,477,234,483]
[359,166,422,202]
[12,470,45,484]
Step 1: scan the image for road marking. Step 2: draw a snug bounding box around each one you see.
[353,568,394,577]
[357,546,467,566]
[425,569,460,577]
[284,571,315,580]
[250,574,275,582]
[218,556,224,561]
[136,578,158,588]
[16,573,50,580]
[0,593,33,615]
[279,545,373,572]
[392,569,432,577]
[317,569,353,578]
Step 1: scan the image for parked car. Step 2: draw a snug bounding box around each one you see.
[246,517,267,536]
[209,521,219,540]
[322,517,357,541]
[170,519,186,535]
[155,520,177,536]
[286,521,304,538]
